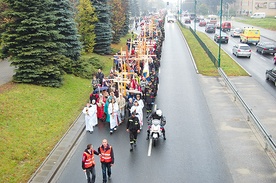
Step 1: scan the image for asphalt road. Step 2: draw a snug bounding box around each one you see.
[51,21,276,183]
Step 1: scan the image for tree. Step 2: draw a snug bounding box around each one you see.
[75,0,97,53]
[121,0,130,36]
[92,0,112,54]
[2,0,67,87]
[53,0,81,63]
[109,0,125,43]
[130,0,140,17]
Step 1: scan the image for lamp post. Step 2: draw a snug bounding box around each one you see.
[218,0,223,68]
[194,0,197,32]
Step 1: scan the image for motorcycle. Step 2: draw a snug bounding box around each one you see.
[149,119,163,146]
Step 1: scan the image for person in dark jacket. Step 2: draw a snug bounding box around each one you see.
[82,144,99,183]
[126,111,141,151]
[96,69,104,86]
[98,139,114,183]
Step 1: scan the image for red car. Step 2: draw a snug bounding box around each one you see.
[199,20,206,27]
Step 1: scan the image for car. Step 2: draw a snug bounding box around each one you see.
[194,17,200,22]
[184,18,191,24]
[214,32,229,43]
[221,21,231,32]
[216,22,220,29]
[266,67,276,86]
[232,44,251,58]
[199,20,206,27]
[167,15,176,23]
[230,28,242,37]
[205,24,215,33]
[256,42,276,55]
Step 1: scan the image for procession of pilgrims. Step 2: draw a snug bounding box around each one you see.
[83,12,166,135]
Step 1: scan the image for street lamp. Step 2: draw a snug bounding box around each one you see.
[194,0,197,32]
[218,0,223,67]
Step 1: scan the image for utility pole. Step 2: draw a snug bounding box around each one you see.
[194,0,197,32]
[218,0,223,68]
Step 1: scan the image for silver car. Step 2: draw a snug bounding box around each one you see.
[232,44,251,58]
[230,28,242,37]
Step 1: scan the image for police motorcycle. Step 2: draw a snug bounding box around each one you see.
[147,109,166,146]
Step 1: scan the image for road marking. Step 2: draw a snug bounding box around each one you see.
[147,139,152,156]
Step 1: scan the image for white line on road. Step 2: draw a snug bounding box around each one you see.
[147,139,152,156]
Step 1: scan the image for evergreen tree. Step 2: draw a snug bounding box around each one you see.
[53,0,81,63]
[121,0,130,36]
[109,0,125,43]
[2,0,66,87]
[92,0,112,54]
[75,0,97,53]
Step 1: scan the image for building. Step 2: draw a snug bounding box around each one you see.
[234,0,276,16]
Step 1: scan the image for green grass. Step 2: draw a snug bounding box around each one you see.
[235,17,276,31]
[178,23,248,76]
[0,75,92,182]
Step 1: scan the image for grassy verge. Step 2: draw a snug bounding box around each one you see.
[0,75,92,182]
[234,17,276,31]
[178,23,248,76]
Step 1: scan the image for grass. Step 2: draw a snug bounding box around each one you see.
[234,17,276,31]
[0,75,92,182]
[178,23,248,76]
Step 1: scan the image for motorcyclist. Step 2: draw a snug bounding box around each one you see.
[146,109,166,140]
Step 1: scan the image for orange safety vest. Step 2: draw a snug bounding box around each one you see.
[99,146,112,163]
[84,151,95,169]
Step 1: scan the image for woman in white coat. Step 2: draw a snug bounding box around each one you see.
[90,99,98,127]
[82,103,94,133]
[130,100,143,129]
[108,97,119,134]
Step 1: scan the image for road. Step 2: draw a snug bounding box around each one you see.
[51,21,276,183]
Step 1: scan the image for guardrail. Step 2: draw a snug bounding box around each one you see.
[218,68,276,152]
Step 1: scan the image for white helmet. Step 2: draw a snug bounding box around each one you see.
[156,109,162,117]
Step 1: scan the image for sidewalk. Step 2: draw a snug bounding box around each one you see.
[0,59,14,86]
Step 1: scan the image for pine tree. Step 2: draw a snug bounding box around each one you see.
[92,0,112,54]
[53,0,81,63]
[109,0,125,43]
[2,0,66,87]
[121,0,130,36]
[75,0,97,53]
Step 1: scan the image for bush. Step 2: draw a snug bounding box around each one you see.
[72,56,104,79]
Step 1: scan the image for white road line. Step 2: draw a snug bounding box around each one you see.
[147,139,153,156]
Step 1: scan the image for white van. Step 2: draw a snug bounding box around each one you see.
[251,12,266,18]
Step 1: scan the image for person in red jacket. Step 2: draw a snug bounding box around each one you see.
[98,139,114,183]
[82,144,99,183]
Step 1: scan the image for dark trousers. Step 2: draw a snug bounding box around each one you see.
[129,130,138,144]
[101,162,111,182]
[85,166,96,183]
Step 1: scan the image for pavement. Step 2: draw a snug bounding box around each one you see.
[1,21,276,182]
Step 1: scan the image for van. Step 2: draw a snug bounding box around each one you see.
[221,21,231,32]
[206,15,217,24]
[251,12,266,18]
[240,27,260,44]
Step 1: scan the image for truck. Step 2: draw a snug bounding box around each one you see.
[266,67,276,86]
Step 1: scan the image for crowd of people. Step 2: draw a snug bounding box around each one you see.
[81,12,167,183]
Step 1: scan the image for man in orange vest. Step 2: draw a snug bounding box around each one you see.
[98,139,114,183]
[82,144,99,183]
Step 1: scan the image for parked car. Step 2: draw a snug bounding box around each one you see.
[199,20,206,27]
[266,67,276,86]
[184,18,191,24]
[230,28,242,37]
[205,24,215,33]
[232,44,251,58]
[256,42,276,55]
[214,32,229,43]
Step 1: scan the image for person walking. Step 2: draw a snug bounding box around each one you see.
[96,69,104,86]
[126,111,140,151]
[108,97,119,134]
[82,103,94,134]
[98,139,114,183]
[82,144,99,183]
[116,93,126,124]
[90,99,98,127]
